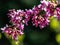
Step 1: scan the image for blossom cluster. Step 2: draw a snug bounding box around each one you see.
[1,0,60,40]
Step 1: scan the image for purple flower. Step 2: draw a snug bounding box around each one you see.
[1,0,60,40]
[1,24,24,40]
[55,7,60,20]
[32,14,50,28]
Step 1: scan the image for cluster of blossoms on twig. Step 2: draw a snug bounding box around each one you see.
[1,0,60,40]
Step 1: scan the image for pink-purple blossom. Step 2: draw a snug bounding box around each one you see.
[1,24,24,40]
[1,0,60,40]
[55,7,60,20]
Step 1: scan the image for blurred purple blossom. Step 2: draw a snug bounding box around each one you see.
[1,0,60,40]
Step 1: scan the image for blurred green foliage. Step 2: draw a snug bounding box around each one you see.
[56,33,60,43]
[0,33,1,39]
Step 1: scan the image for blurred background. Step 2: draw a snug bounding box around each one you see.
[0,0,60,45]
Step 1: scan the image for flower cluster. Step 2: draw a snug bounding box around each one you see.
[1,0,60,40]
[32,0,58,28]
[55,7,60,20]
[1,25,24,40]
